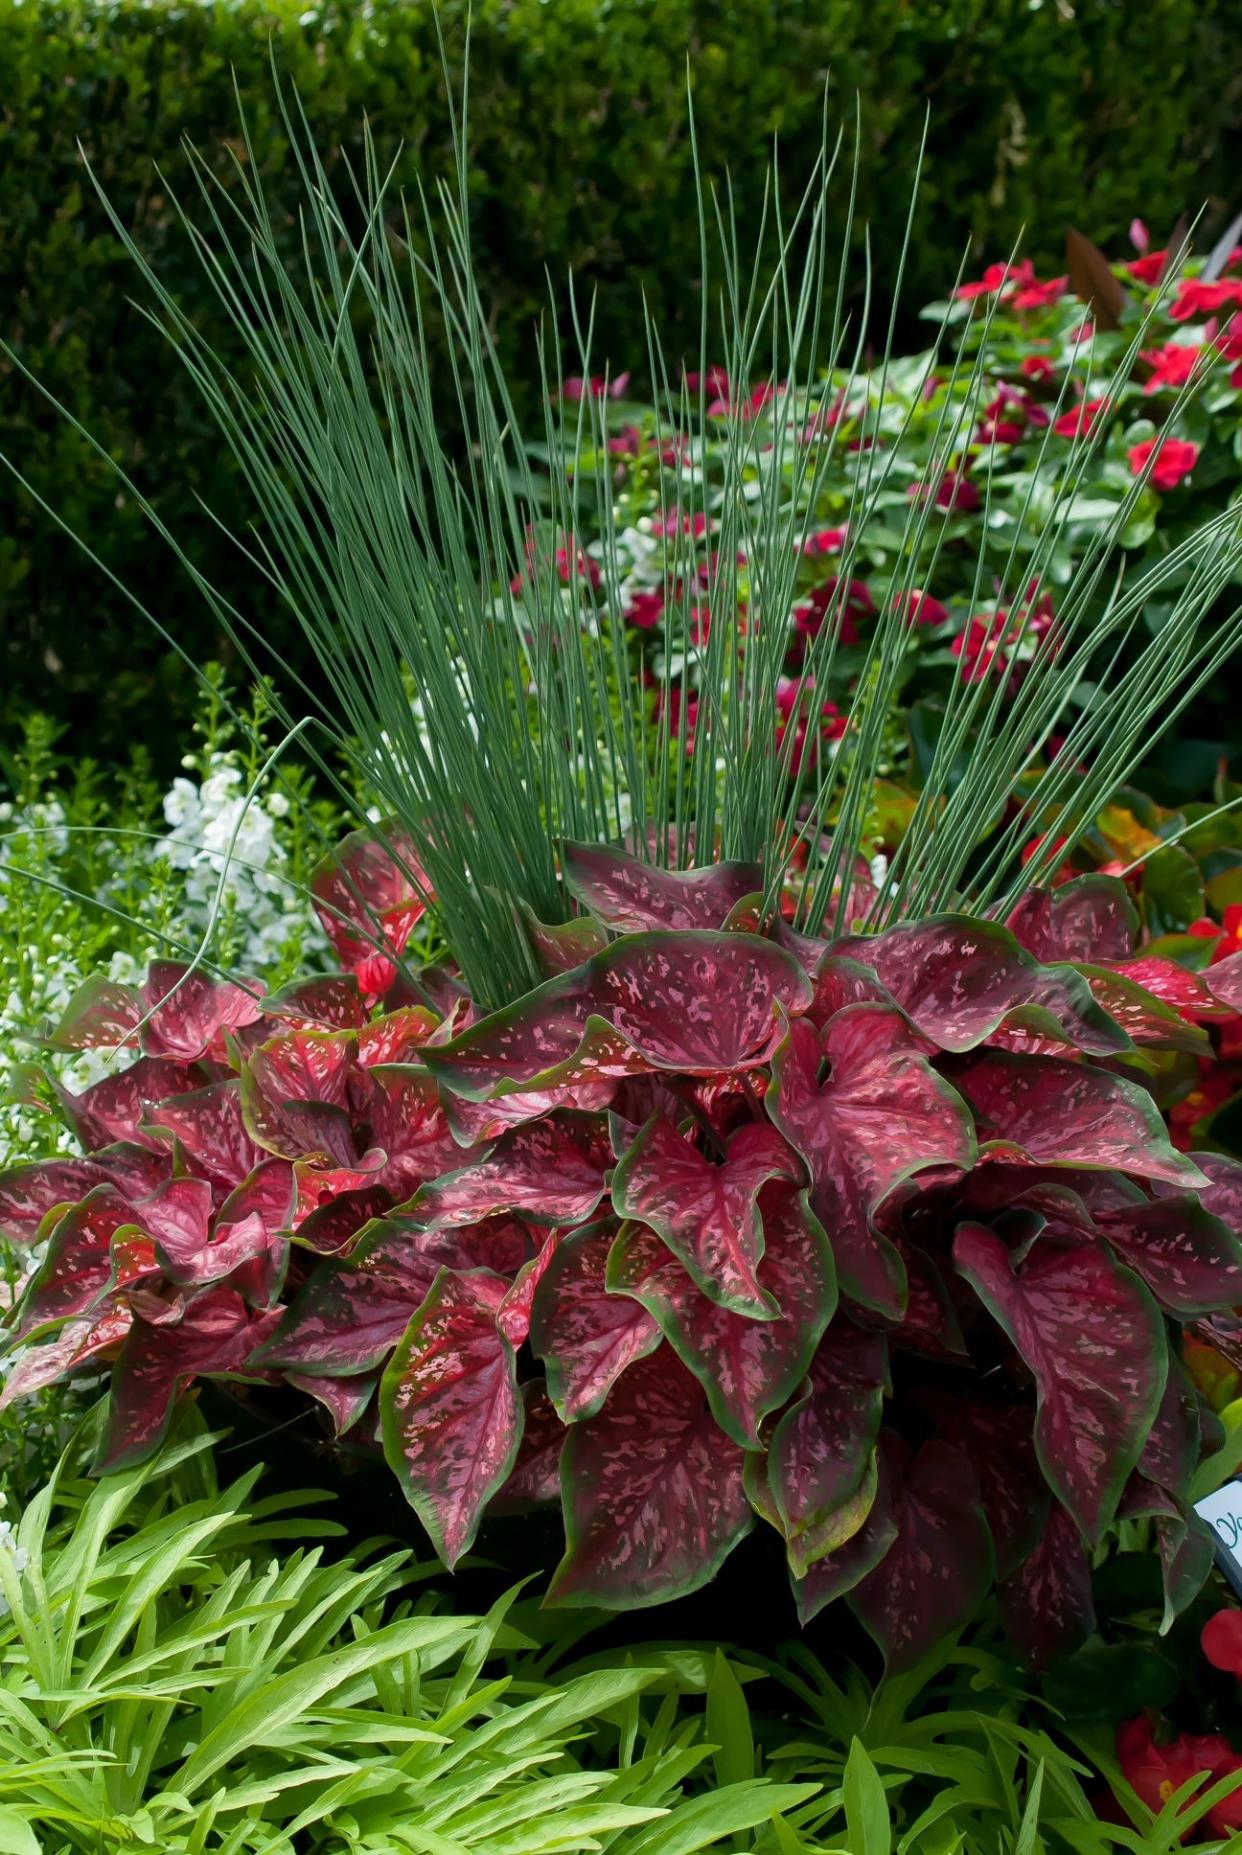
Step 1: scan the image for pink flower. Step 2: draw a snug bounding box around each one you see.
[653,509,713,539]
[898,589,950,627]
[1130,218,1150,254]
[683,365,732,399]
[909,469,980,513]
[955,258,1036,302]
[1128,435,1200,492]
[1169,277,1242,322]
[1142,342,1205,393]
[608,424,646,457]
[1054,397,1109,439]
[560,371,632,401]
[555,541,601,588]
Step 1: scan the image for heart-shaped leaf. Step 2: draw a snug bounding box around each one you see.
[262,974,368,1031]
[610,1116,802,1315]
[1208,947,1242,1013]
[528,1220,662,1420]
[311,823,430,999]
[767,1008,976,1315]
[791,1438,899,1626]
[0,1158,126,1244]
[144,1080,263,1190]
[240,1029,358,1165]
[548,1348,752,1607]
[380,1268,520,1566]
[63,1059,197,1152]
[1093,1193,1242,1314]
[0,1305,133,1410]
[1005,877,1138,964]
[421,932,812,1100]
[954,1222,1167,1545]
[999,1501,1096,1668]
[47,976,143,1051]
[493,1380,565,1511]
[767,1321,889,1576]
[1076,966,1210,1054]
[606,1187,836,1447]
[562,844,764,933]
[141,964,264,1062]
[13,1189,157,1343]
[409,1115,609,1229]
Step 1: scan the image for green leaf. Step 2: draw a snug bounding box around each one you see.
[706,1651,755,1788]
[843,1740,893,1855]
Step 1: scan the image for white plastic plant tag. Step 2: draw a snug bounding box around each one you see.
[1194,1480,1242,1598]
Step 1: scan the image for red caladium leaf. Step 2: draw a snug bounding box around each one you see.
[610,1116,802,1315]
[442,1078,619,1145]
[286,1369,377,1436]
[61,1059,197,1152]
[311,824,430,999]
[834,917,1130,1056]
[528,1220,662,1421]
[495,1234,564,1346]
[767,1007,976,1315]
[880,1241,967,1360]
[379,1268,520,1566]
[0,1158,124,1243]
[0,1305,133,1410]
[98,1289,280,1471]
[766,1321,889,1576]
[262,974,368,1031]
[1208,948,1242,1012]
[357,1008,441,1066]
[952,1050,1206,1189]
[493,1380,565,1511]
[421,932,812,1100]
[217,1159,298,1239]
[953,1222,1167,1546]
[1076,966,1211,1053]
[13,1189,157,1343]
[926,1394,1046,1577]
[1118,1477,1215,1631]
[791,1437,899,1626]
[999,1501,1096,1668]
[807,956,897,1027]
[1005,876,1138,965]
[547,1348,752,1607]
[606,1187,836,1447]
[365,1065,464,1200]
[562,843,764,934]
[521,907,610,977]
[48,975,142,1051]
[241,1029,358,1166]
[140,963,264,1061]
[144,1080,263,1190]
[1092,1193,1242,1314]
[408,1116,609,1230]
[1109,957,1231,1022]
[1140,1361,1203,1499]
[849,1435,995,1672]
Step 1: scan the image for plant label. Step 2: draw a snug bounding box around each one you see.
[1195,1481,1242,1599]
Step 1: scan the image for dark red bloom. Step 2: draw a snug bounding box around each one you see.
[1054,397,1109,439]
[1021,355,1056,383]
[624,589,666,630]
[802,527,848,558]
[1010,275,1068,311]
[896,589,950,627]
[1129,250,1170,286]
[909,470,980,513]
[1203,1608,1242,1677]
[1128,436,1200,492]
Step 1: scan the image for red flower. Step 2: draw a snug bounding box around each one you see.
[654,509,713,539]
[661,687,698,746]
[608,424,646,457]
[1021,355,1056,382]
[1129,250,1170,286]
[1169,1065,1238,1148]
[555,542,601,588]
[955,258,1036,302]
[1197,904,1242,963]
[1170,278,1242,323]
[683,365,732,399]
[1203,1609,1242,1677]
[624,589,666,630]
[1054,397,1109,439]
[802,527,848,557]
[1116,1717,1204,1816]
[978,383,1049,445]
[909,470,980,513]
[1010,274,1068,311]
[794,576,875,648]
[897,589,950,627]
[1142,343,1205,394]
[1128,436,1200,492]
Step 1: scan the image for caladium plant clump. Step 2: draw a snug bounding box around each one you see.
[5,832,1242,1671]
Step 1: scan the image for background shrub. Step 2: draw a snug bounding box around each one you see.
[2,0,1240,766]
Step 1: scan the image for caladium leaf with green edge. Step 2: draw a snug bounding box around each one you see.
[357,1007,442,1065]
[926,1393,1046,1577]
[834,917,1131,1056]
[144,1079,263,1190]
[141,963,264,1062]
[494,1379,565,1510]
[240,1029,359,1165]
[0,1156,136,1244]
[807,955,897,1027]
[1118,1477,1216,1632]
[379,1267,520,1566]
[999,1501,1096,1669]
[286,1368,377,1436]
[365,1064,465,1199]
[311,822,430,1000]
[1075,966,1210,1053]
[0,1305,133,1410]
[1109,957,1231,1022]
[61,1058,197,1152]
[1092,1193,1242,1314]
[528,1219,662,1420]
[11,1189,157,1343]
[766,1321,889,1576]
[605,1187,836,1448]
[98,1288,280,1472]
[521,906,610,977]
[953,1221,1168,1545]
[47,975,143,1051]
[420,932,812,1100]
[548,1348,752,1608]
[766,1007,976,1315]
[261,973,368,1031]
[879,1240,967,1359]
[562,843,764,934]
[1208,947,1242,1012]
[792,1438,899,1626]
[848,1435,995,1672]
[951,1049,1207,1189]
[1005,877,1139,965]
[610,1115,802,1315]
[1138,1359,1203,1500]
[408,1115,609,1230]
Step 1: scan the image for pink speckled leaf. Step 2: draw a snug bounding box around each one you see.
[611,1116,802,1314]
[953,1222,1167,1545]
[1005,876,1138,964]
[409,1116,609,1230]
[0,1158,123,1243]
[849,1435,994,1671]
[562,844,764,934]
[1109,956,1230,1022]
[548,1348,752,1607]
[767,1321,889,1576]
[1139,1361,1202,1498]
[528,1220,662,1420]
[0,1305,133,1410]
[522,908,609,977]
[98,1288,278,1470]
[999,1502,1096,1668]
[240,1029,358,1165]
[357,1008,441,1065]
[262,974,368,1031]
[952,1049,1206,1188]
[792,1438,899,1626]
[1076,966,1210,1054]
[1208,947,1242,1013]
[442,1078,619,1145]
[366,1064,465,1200]
[379,1268,520,1566]
[141,963,264,1061]
[144,1080,263,1190]
[48,976,142,1051]
[13,1188,157,1342]
[286,1369,377,1436]
[1093,1193,1242,1314]
[493,1380,565,1511]
[807,956,896,1027]
[766,1007,976,1315]
[421,932,812,1100]
[255,1222,454,1376]
[605,1187,836,1447]
[61,1058,197,1152]
[311,823,430,999]
[834,917,1129,1055]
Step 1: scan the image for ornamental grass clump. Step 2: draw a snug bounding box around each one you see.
[3,61,1242,1663]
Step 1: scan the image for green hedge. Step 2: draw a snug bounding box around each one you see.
[2,0,1239,764]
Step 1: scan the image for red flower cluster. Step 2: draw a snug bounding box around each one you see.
[1116,1718,1242,1836]
[951,583,1057,685]
[1054,397,1110,440]
[1128,436,1200,493]
[955,260,1066,310]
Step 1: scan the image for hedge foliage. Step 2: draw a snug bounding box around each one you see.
[2,0,1239,763]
